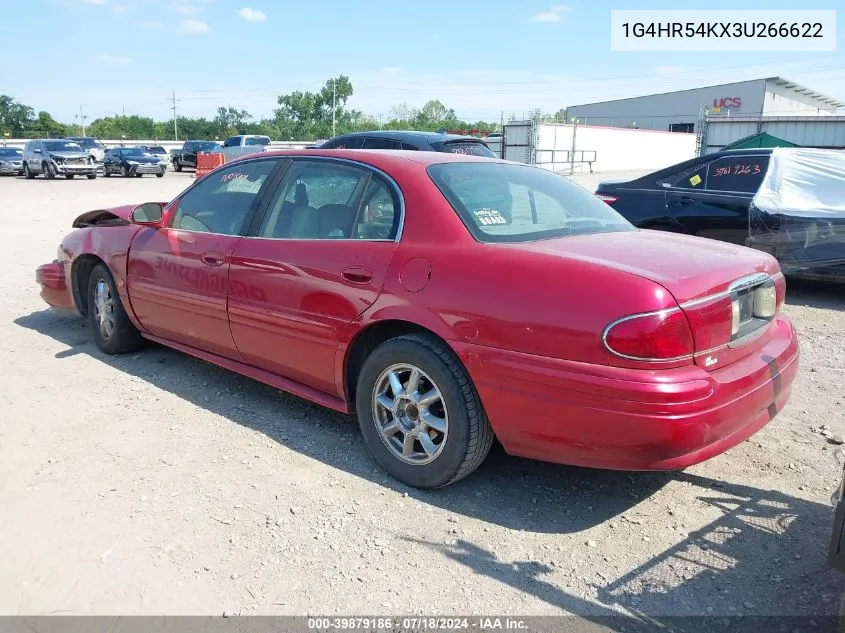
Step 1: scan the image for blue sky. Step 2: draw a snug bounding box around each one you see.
[5,0,844,123]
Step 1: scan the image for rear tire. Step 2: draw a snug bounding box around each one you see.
[174,160,182,172]
[65,174,74,180]
[86,263,144,355]
[355,334,494,489]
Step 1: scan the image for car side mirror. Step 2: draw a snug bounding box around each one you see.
[131,202,164,226]
[33,149,42,154]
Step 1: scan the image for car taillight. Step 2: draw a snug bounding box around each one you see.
[595,193,618,204]
[773,272,786,312]
[603,309,694,361]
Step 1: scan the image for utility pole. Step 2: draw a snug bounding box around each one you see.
[169,91,181,141]
[75,105,88,137]
[332,79,336,137]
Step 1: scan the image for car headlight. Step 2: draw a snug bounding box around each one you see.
[50,154,64,164]
[0,161,8,166]
[127,160,139,165]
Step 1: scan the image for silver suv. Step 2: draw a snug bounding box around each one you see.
[22,139,98,180]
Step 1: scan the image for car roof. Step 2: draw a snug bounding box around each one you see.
[257,148,505,167]
[327,130,485,143]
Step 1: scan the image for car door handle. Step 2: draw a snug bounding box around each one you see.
[201,251,225,267]
[675,196,695,204]
[342,267,373,284]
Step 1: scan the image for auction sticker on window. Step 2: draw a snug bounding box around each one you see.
[689,174,702,187]
[473,208,508,226]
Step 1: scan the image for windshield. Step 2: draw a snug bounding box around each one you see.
[195,141,219,151]
[122,148,147,157]
[439,141,496,158]
[0,148,22,158]
[44,141,83,152]
[245,136,271,146]
[68,138,102,148]
[428,162,634,243]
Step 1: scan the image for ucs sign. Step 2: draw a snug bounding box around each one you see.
[713,97,742,109]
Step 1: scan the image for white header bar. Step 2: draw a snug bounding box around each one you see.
[610,10,837,52]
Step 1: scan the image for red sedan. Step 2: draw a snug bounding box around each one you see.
[35,149,799,488]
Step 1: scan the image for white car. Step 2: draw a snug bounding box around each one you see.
[141,145,170,170]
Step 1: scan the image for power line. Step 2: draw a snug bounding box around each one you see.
[168,91,181,141]
[74,105,88,136]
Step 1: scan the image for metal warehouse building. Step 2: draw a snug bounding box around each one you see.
[567,77,844,133]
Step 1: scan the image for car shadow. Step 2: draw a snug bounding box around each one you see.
[407,472,844,623]
[16,308,675,535]
[786,277,845,311]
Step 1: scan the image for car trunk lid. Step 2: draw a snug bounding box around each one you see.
[512,230,784,371]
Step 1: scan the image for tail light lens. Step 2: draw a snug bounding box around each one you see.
[603,309,694,361]
[773,273,786,312]
[595,193,618,204]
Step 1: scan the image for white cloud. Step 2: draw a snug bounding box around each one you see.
[238,7,267,22]
[100,54,132,66]
[180,18,210,33]
[175,4,200,14]
[530,4,569,22]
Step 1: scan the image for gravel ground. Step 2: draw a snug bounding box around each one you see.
[1,168,844,619]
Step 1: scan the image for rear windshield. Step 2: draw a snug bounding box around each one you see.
[146,146,166,153]
[439,141,496,158]
[245,136,271,146]
[192,141,219,151]
[428,162,634,243]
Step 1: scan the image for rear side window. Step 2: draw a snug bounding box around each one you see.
[400,142,420,151]
[439,141,496,158]
[362,137,401,149]
[245,136,270,146]
[428,162,634,243]
[705,156,770,193]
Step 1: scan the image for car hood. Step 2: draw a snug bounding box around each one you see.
[509,229,781,303]
[124,155,161,163]
[71,203,168,228]
[48,151,89,159]
[1,156,22,162]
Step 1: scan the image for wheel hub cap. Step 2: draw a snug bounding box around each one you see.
[372,364,449,465]
[93,279,115,340]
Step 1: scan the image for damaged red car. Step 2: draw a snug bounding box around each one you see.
[35,150,799,489]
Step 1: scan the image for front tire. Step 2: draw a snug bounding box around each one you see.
[122,165,131,178]
[65,174,74,180]
[23,164,34,179]
[86,263,144,355]
[174,160,182,172]
[87,173,97,180]
[355,334,494,489]
[44,162,57,180]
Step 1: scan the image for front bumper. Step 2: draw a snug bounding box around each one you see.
[453,313,799,471]
[54,162,97,175]
[128,163,165,175]
[35,260,75,311]
[0,162,23,174]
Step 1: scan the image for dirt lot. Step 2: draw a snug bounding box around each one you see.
[1,168,844,619]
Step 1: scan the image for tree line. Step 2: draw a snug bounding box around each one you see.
[1,76,567,142]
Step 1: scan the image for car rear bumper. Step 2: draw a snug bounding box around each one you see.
[453,313,799,471]
[35,260,75,311]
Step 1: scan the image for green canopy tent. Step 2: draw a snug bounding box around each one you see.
[721,132,799,151]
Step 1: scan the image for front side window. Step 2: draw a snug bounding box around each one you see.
[428,162,634,243]
[258,159,400,240]
[705,156,770,193]
[169,159,278,235]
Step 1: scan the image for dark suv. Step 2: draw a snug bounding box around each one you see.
[319,130,497,157]
[172,140,221,171]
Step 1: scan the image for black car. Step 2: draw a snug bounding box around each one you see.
[319,130,497,157]
[173,140,221,171]
[103,147,166,178]
[594,149,774,246]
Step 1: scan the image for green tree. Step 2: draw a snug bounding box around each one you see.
[30,111,69,138]
[0,95,36,137]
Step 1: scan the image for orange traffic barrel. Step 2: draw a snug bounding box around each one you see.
[195,152,225,179]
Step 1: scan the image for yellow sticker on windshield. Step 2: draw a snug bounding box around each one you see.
[689,174,702,186]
